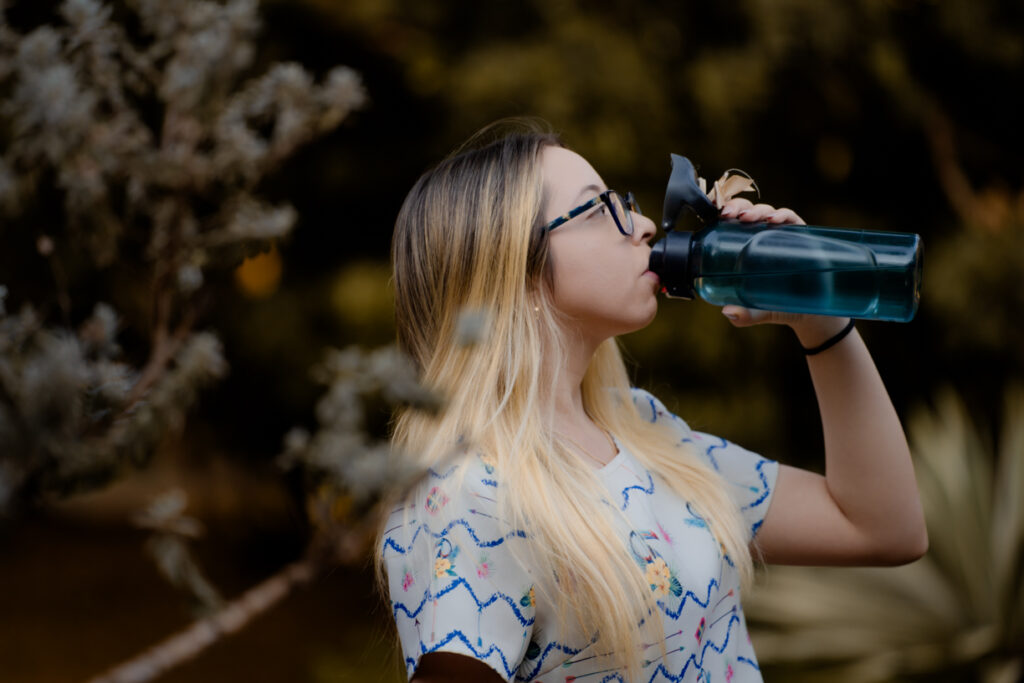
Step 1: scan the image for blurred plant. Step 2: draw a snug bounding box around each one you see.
[0,0,381,679]
[745,387,1024,683]
[134,488,223,615]
[279,343,445,559]
[0,0,365,512]
[88,341,450,683]
[0,296,226,510]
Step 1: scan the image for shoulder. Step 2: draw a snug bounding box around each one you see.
[629,386,777,500]
[629,387,692,432]
[381,451,517,567]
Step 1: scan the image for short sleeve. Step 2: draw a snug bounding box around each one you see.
[631,388,779,542]
[381,456,535,681]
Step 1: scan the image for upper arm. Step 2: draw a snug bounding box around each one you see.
[755,464,913,566]
[412,652,507,683]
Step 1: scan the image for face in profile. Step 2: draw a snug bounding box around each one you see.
[541,146,660,344]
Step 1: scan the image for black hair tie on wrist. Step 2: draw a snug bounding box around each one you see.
[802,319,856,356]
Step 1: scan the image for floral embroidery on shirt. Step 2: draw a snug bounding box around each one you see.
[479,452,496,474]
[476,553,491,579]
[520,585,535,608]
[433,540,459,578]
[424,486,449,514]
[646,556,683,597]
[401,569,414,591]
[629,530,683,598]
[434,557,452,578]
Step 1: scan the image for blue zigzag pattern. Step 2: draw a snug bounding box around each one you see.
[741,458,773,511]
[645,614,742,683]
[393,576,535,627]
[737,655,760,671]
[656,574,720,620]
[427,465,458,479]
[751,519,764,538]
[516,638,586,680]
[382,517,527,556]
[407,629,520,680]
[541,614,747,683]
[703,437,729,472]
[620,471,656,510]
[638,394,660,423]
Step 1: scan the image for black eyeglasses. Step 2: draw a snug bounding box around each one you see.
[544,189,642,237]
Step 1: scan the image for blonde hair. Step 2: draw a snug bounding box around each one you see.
[380,119,753,678]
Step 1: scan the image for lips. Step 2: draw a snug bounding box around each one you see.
[642,270,660,286]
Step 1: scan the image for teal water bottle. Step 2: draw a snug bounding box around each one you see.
[648,155,923,322]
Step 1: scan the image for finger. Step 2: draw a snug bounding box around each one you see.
[721,305,773,327]
[736,203,777,223]
[765,208,806,225]
[719,198,753,218]
[723,306,810,328]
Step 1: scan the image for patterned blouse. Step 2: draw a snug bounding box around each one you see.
[382,388,779,682]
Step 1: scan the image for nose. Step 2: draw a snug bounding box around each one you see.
[632,213,657,245]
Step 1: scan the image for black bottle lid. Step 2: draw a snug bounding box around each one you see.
[649,154,717,299]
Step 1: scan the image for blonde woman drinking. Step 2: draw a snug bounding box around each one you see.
[378,121,927,683]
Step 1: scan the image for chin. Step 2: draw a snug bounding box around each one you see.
[618,300,658,336]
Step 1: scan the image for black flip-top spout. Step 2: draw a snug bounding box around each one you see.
[651,154,718,299]
[660,154,718,230]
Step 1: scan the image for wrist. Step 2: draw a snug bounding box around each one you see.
[791,316,853,350]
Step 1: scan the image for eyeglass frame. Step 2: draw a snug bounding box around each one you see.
[543,189,642,236]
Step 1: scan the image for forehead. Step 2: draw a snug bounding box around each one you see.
[541,146,605,210]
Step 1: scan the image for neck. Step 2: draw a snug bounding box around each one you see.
[550,325,602,426]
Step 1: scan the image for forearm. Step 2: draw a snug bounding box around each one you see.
[793,319,928,559]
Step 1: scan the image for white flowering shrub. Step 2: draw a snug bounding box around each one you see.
[278,344,445,561]
[0,0,365,513]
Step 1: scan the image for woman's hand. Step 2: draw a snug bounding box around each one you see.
[717,197,850,348]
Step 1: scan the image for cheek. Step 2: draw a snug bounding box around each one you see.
[549,248,610,310]
[550,249,653,324]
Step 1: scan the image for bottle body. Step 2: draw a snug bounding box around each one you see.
[651,221,922,321]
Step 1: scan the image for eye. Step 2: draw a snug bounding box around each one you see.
[587,202,608,219]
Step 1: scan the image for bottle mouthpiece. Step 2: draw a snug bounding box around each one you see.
[649,231,695,299]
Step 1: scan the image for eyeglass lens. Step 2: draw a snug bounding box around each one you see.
[608,191,634,236]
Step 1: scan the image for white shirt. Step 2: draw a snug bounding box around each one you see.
[382,388,779,682]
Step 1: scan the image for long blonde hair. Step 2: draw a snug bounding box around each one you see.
[381,120,752,678]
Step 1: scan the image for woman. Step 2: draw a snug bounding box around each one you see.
[378,121,927,683]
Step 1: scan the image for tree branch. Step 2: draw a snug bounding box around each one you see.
[85,557,319,683]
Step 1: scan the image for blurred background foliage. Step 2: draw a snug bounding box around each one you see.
[747,387,1024,682]
[1,0,1022,681]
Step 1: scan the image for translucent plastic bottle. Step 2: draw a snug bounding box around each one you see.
[648,155,923,322]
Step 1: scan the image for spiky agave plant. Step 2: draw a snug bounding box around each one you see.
[744,387,1024,683]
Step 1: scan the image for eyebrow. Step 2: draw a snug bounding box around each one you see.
[572,183,605,204]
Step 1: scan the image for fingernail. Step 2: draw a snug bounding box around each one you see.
[723,311,739,321]
[766,212,777,221]
[721,207,734,217]
[736,210,748,218]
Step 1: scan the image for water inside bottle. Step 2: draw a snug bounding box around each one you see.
[695,227,920,321]
[697,265,917,321]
